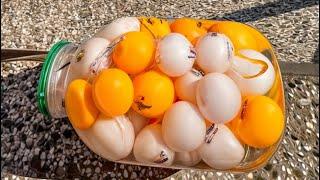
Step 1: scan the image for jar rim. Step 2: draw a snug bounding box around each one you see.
[37,40,70,116]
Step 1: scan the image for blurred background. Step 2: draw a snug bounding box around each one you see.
[1,0,319,179]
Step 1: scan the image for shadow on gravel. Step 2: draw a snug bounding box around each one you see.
[217,0,319,22]
[313,45,319,63]
[1,64,178,179]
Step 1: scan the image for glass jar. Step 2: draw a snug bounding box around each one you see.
[36,21,286,173]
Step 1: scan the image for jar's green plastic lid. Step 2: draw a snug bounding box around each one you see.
[37,40,70,116]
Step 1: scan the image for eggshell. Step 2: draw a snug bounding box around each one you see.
[69,37,111,80]
[127,109,148,135]
[196,73,241,124]
[133,124,175,166]
[74,114,135,161]
[226,49,275,96]
[174,69,203,104]
[156,33,196,77]
[198,124,245,170]
[175,150,201,166]
[162,101,206,152]
[94,17,140,41]
[195,32,234,73]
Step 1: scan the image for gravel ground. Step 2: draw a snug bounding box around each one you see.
[1,0,319,179]
[1,0,319,63]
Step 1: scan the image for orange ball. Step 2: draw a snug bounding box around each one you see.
[132,70,174,118]
[196,19,220,30]
[140,17,171,39]
[92,68,134,117]
[209,21,259,51]
[65,79,99,130]
[170,18,207,45]
[112,31,155,74]
[235,95,284,148]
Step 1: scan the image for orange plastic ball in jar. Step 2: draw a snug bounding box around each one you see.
[209,21,259,51]
[140,17,171,39]
[65,79,99,130]
[112,31,155,74]
[170,18,207,45]
[132,70,174,118]
[92,68,134,117]
[230,95,284,148]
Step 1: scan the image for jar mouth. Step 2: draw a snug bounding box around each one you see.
[37,40,70,116]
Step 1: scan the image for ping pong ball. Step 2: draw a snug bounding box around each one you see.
[132,70,174,118]
[74,114,135,161]
[127,109,148,135]
[195,32,234,73]
[175,150,201,166]
[94,17,140,41]
[112,31,155,74]
[69,37,111,80]
[162,101,206,152]
[236,95,284,148]
[156,33,196,77]
[174,69,203,104]
[226,49,275,96]
[133,124,175,166]
[198,124,245,170]
[92,68,134,117]
[65,79,99,130]
[196,73,241,124]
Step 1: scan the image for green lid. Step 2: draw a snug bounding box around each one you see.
[37,40,70,116]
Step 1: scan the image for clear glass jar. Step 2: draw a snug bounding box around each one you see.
[37,40,76,118]
[36,23,286,173]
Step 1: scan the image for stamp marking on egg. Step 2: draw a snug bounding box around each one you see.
[209,32,217,37]
[205,124,219,143]
[188,48,197,59]
[191,68,202,77]
[153,150,169,164]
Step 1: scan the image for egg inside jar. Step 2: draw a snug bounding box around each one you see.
[54,17,285,171]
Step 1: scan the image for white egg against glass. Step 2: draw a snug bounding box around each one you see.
[162,101,206,152]
[196,32,234,73]
[174,69,203,104]
[68,37,111,81]
[74,114,135,161]
[94,17,140,42]
[175,150,201,166]
[196,73,241,124]
[226,49,275,96]
[198,124,245,170]
[133,124,175,166]
[156,33,196,77]
[127,108,149,135]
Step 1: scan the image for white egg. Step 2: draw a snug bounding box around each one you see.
[175,150,201,166]
[133,124,175,166]
[198,124,245,170]
[74,114,135,161]
[156,33,196,77]
[196,73,241,124]
[162,101,206,152]
[94,17,140,42]
[226,49,275,96]
[174,69,203,104]
[69,37,111,81]
[196,32,234,73]
[127,109,148,136]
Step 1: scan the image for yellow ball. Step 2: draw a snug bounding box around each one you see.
[236,95,284,148]
[132,70,174,118]
[65,79,99,130]
[92,68,134,117]
[112,31,155,74]
[140,17,171,39]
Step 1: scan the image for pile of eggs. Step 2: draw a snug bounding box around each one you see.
[64,17,284,170]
